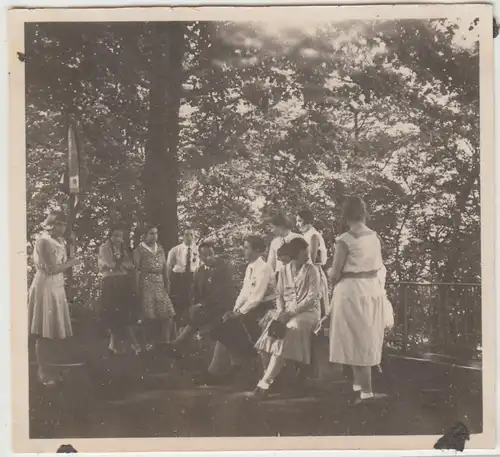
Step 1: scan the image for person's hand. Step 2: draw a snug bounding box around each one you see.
[223,311,243,322]
[277,311,292,324]
[189,304,202,317]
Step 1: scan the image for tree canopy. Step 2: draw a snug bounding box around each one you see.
[25,18,480,309]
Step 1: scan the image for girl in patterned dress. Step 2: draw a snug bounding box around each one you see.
[28,212,82,385]
[133,224,175,350]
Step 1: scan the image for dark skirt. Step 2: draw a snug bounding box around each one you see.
[169,272,193,320]
[210,300,275,359]
[101,275,139,332]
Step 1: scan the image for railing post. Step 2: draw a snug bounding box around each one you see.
[403,284,408,353]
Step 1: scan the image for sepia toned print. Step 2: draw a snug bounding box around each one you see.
[9,3,495,453]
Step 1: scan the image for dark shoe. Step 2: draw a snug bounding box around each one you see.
[247,386,269,401]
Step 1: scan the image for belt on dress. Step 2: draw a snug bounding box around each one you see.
[342,270,378,279]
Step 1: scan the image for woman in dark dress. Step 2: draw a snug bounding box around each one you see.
[98,225,141,355]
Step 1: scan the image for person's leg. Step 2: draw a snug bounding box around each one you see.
[207,341,232,376]
[353,365,372,398]
[127,326,141,353]
[171,324,196,346]
[161,317,175,343]
[257,354,286,391]
[35,338,62,384]
[259,351,271,372]
[351,365,362,392]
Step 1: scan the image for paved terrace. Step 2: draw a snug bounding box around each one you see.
[29,331,482,440]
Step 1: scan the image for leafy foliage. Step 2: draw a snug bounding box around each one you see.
[25,18,480,324]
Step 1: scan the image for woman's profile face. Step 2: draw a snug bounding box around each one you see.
[296,215,306,232]
[145,228,158,244]
[111,230,124,245]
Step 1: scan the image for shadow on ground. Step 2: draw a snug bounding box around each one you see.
[29,331,482,439]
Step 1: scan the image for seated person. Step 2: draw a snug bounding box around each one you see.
[164,241,236,357]
[251,237,321,400]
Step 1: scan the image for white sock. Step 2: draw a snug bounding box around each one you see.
[353,384,362,392]
[360,391,374,400]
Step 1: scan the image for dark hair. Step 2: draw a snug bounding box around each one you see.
[297,209,314,225]
[245,235,266,253]
[199,241,215,251]
[342,196,368,222]
[109,224,126,238]
[287,237,309,260]
[270,212,292,229]
[277,242,291,258]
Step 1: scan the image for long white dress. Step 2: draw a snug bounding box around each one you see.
[28,233,73,339]
[255,261,321,364]
[329,230,387,367]
[302,226,329,312]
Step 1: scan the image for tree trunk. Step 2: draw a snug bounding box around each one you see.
[144,22,185,250]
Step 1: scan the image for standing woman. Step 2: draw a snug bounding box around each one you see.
[296,209,329,315]
[98,225,141,356]
[28,212,82,386]
[133,224,175,350]
[328,196,388,404]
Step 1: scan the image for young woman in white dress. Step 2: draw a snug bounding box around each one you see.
[28,212,82,385]
[327,196,390,404]
[296,209,329,314]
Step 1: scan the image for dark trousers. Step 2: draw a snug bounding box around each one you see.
[210,301,275,359]
[170,272,193,325]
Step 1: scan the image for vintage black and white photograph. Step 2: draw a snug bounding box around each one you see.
[9,4,495,453]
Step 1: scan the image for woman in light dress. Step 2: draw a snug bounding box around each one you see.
[133,224,176,350]
[296,209,329,315]
[28,212,82,386]
[98,225,141,355]
[328,196,390,404]
[252,237,321,400]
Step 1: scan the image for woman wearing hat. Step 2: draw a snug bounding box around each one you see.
[28,212,82,386]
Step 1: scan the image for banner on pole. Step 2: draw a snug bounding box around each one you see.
[68,125,79,195]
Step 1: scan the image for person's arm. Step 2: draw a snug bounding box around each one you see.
[122,249,134,271]
[162,253,170,292]
[267,240,277,272]
[288,265,321,317]
[329,239,348,286]
[309,233,320,263]
[132,247,141,295]
[166,247,176,283]
[276,268,286,314]
[40,238,79,274]
[233,267,249,311]
[238,265,272,315]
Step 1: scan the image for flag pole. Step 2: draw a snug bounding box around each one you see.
[66,118,80,301]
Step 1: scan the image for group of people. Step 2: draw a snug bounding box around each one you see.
[28,195,394,404]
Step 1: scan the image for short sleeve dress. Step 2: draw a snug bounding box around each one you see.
[28,233,73,339]
[328,230,388,367]
[134,242,175,320]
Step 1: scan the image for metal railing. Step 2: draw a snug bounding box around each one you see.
[385,282,482,360]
